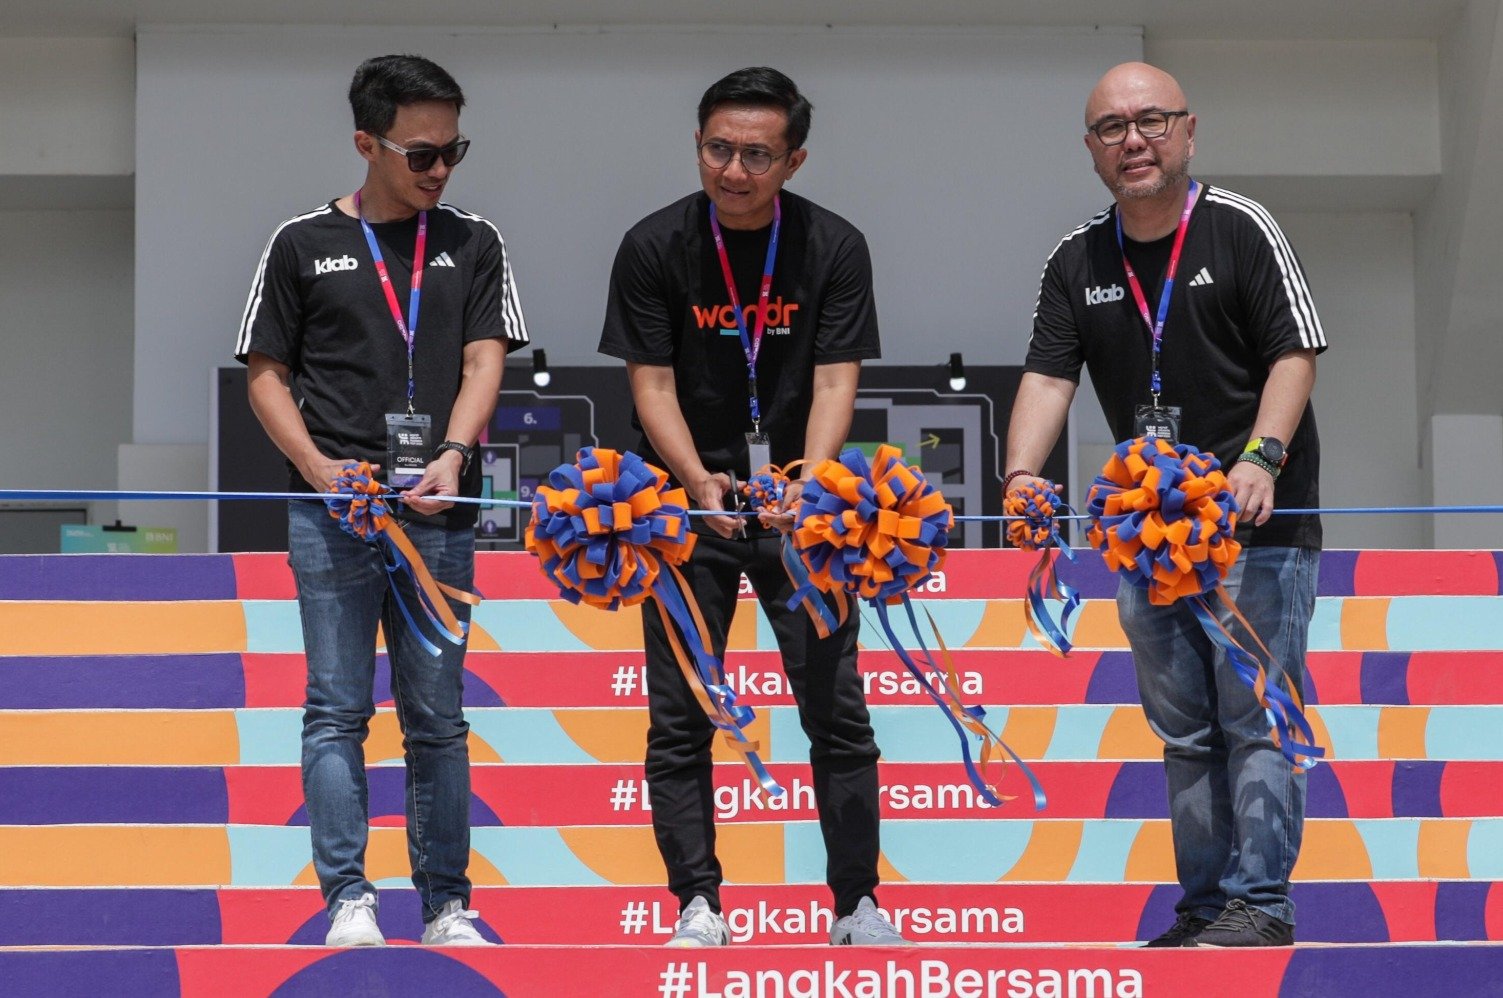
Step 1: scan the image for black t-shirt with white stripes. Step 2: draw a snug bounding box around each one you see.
[234,200,528,528]
[1025,183,1326,549]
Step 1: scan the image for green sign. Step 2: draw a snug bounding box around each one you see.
[60,525,179,554]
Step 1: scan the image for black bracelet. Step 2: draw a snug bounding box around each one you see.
[1236,451,1281,479]
[1002,468,1036,492]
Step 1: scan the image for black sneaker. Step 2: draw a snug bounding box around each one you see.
[1191,899,1294,947]
[1143,912,1213,947]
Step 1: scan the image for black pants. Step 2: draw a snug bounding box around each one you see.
[643,530,881,918]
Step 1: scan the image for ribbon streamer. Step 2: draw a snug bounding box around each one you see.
[742,462,847,640]
[324,462,481,658]
[1004,479,1082,656]
[525,447,782,797]
[1086,436,1325,770]
[794,444,1046,809]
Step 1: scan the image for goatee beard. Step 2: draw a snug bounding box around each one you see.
[1112,163,1188,201]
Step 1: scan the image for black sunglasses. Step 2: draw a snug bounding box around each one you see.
[376,134,470,172]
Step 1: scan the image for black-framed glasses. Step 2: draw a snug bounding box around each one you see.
[1088,110,1189,146]
[376,134,470,172]
[697,140,790,176]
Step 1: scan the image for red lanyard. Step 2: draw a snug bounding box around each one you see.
[1115,180,1199,405]
[708,195,781,433]
[354,189,427,413]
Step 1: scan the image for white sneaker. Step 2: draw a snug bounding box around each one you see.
[831,897,913,945]
[666,896,729,948]
[421,898,489,946]
[326,892,385,947]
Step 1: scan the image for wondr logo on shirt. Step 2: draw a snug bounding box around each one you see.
[314,255,359,275]
[691,297,801,337]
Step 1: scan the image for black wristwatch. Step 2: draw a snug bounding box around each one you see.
[1245,436,1287,467]
[432,440,474,474]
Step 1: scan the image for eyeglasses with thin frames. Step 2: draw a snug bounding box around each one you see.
[697,140,792,176]
[376,134,470,172]
[1088,110,1189,146]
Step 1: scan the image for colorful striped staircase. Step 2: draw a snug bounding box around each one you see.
[2,548,1502,996]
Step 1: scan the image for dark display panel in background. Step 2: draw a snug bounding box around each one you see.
[215,364,1066,552]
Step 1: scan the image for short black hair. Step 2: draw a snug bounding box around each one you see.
[697,67,813,150]
[348,54,465,135]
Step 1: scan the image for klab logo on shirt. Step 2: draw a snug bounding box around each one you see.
[1084,283,1124,306]
[691,297,801,337]
[314,255,359,275]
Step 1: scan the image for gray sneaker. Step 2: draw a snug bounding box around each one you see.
[666,896,729,948]
[421,898,489,946]
[831,897,914,945]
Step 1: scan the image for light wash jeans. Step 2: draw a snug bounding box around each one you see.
[287,499,475,924]
[1118,544,1319,925]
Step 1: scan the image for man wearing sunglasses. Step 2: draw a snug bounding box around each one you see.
[1006,62,1327,948]
[235,54,528,948]
[599,66,905,949]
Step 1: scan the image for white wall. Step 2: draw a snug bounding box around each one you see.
[1147,38,1440,180]
[0,38,134,178]
[0,209,134,490]
[1277,210,1426,549]
[133,25,1140,450]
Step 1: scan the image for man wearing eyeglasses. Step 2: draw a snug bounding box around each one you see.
[599,67,905,948]
[1005,62,1327,948]
[234,54,528,947]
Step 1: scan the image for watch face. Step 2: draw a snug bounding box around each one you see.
[1259,438,1286,464]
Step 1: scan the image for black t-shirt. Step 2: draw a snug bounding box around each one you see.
[598,190,881,481]
[235,200,529,528]
[1025,183,1328,549]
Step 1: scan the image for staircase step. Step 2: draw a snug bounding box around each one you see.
[4,549,1500,601]
[4,594,1501,656]
[4,649,1501,710]
[5,704,1501,766]
[3,818,1500,888]
[6,941,1503,998]
[3,760,1500,826]
[1,882,1499,946]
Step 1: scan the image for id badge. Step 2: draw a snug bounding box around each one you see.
[385,412,433,488]
[1134,404,1182,444]
[745,431,772,475]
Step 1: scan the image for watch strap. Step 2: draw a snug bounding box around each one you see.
[433,440,474,474]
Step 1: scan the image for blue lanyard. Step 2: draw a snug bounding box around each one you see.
[708,195,781,434]
[354,189,427,414]
[1115,180,1199,405]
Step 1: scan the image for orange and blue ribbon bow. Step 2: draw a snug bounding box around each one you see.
[1005,479,1081,656]
[526,447,782,797]
[794,444,1047,809]
[1086,437,1324,770]
[325,462,481,657]
[742,462,849,639]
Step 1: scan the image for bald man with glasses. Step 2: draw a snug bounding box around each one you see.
[1006,62,1328,948]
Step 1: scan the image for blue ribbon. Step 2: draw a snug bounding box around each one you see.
[325,466,470,659]
[1188,593,1325,770]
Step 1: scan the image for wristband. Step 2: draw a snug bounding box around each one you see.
[1002,468,1036,492]
[1235,451,1281,479]
[432,440,474,474]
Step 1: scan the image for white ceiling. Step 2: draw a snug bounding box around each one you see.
[0,0,1468,40]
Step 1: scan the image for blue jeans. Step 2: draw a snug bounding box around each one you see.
[1118,544,1319,925]
[287,499,475,924]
